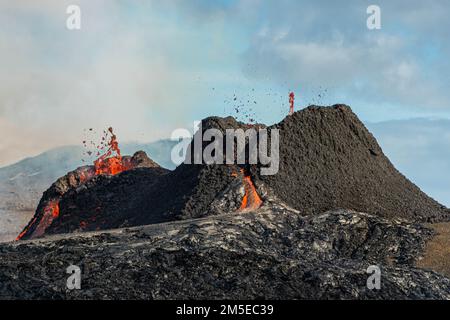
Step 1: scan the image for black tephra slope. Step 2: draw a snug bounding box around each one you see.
[258,105,449,222]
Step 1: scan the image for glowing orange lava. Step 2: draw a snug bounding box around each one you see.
[16,200,60,240]
[289,92,295,115]
[15,217,37,240]
[94,127,126,176]
[232,168,263,211]
[240,174,263,211]
[45,200,60,218]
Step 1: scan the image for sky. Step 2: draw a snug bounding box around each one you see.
[1,1,450,183]
[367,119,450,207]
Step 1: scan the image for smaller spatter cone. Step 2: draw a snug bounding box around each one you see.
[173,116,268,221]
[205,166,264,215]
[16,128,158,241]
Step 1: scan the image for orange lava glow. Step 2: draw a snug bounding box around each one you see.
[240,174,263,211]
[16,200,60,240]
[44,201,60,218]
[289,92,295,115]
[33,200,60,237]
[94,127,126,176]
[15,217,37,240]
[232,168,263,211]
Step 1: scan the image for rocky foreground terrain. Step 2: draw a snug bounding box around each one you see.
[1,105,449,299]
[1,200,449,299]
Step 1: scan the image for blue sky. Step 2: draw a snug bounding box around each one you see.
[1,1,450,204]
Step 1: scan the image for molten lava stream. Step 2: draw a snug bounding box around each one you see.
[239,172,263,211]
[15,217,37,240]
[16,200,60,240]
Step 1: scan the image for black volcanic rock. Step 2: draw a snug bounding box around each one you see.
[258,105,450,222]
[46,167,170,234]
[0,206,449,299]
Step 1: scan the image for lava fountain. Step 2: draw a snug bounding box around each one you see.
[289,92,295,115]
[16,127,128,240]
[94,127,128,175]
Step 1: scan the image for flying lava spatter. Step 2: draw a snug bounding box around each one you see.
[289,92,295,115]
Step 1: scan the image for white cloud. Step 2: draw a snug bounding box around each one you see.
[0,1,225,166]
[1,0,450,166]
[240,0,450,110]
